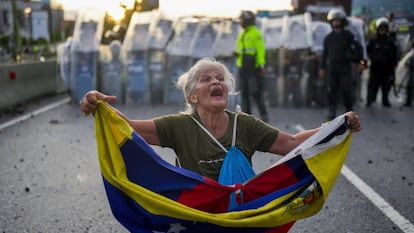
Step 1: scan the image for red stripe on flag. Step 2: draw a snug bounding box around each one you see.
[177,177,232,213]
[244,163,299,201]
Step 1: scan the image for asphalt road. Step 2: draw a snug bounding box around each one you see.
[0,93,413,233]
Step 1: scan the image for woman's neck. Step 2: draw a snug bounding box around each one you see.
[196,109,229,138]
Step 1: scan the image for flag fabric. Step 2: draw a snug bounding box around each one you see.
[94,101,353,233]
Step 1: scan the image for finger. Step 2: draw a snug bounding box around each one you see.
[351,119,362,131]
[86,92,99,104]
[349,114,358,123]
[92,91,117,103]
[80,101,94,114]
[346,112,361,131]
[102,95,117,103]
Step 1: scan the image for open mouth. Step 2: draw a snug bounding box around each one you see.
[210,88,223,97]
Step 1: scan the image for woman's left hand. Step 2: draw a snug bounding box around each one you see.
[345,111,362,132]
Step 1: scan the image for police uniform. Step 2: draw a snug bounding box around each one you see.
[236,13,268,121]
[320,9,363,120]
[321,30,359,119]
[366,18,398,107]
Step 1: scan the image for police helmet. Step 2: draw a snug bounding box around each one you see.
[327,8,346,21]
[375,17,389,30]
[239,11,256,25]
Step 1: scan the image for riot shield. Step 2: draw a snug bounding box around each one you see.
[164,17,199,104]
[262,16,284,107]
[122,11,156,104]
[70,9,105,103]
[148,14,175,104]
[213,18,241,110]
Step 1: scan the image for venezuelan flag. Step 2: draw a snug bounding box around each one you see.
[94,101,353,233]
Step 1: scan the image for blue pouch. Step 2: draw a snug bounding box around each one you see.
[192,113,255,210]
[218,145,256,210]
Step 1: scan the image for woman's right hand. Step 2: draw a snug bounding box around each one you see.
[79,90,117,115]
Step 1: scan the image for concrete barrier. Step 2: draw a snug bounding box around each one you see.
[0,61,59,110]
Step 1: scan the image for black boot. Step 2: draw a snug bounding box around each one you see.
[383,101,391,107]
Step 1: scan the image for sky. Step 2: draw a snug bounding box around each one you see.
[55,0,293,21]
[158,0,292,17]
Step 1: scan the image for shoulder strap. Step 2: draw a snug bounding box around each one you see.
[191,113,240,153]
[191,116,228,152]
[232,114,238,146]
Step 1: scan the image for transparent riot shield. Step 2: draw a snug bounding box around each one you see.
[164,17,199,105]
[212,19,240,73]
[58,37,73,92]
[311,21,331,54]
[304,21,331,107]
[262,16,284,107]
[100,40,124,103]
[346,17,367,61]
[148,14,175,104]
[126,51,148,104]
[122,11,156,104]
[71,47,99,103]
[213,18,240,111]
[190,18,220,61]
[346,17,368,103]
[280,13,313,107]
[281,13,313,50]
[70,10,105,103]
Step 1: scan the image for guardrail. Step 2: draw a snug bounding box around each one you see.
[0,61,61,110]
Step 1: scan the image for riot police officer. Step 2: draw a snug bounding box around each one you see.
[366,17,398,107]
[235,10,268,122]
[319,8,363,120]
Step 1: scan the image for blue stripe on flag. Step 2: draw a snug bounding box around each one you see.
[121,132,207,197]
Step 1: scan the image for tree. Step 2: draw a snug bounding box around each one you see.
[11,0,21,61]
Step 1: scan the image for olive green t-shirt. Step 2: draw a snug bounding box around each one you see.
[154,111,279,180]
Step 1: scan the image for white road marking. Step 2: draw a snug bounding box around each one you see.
[295,123,414,233]
[0,96,72,131]
[341,166,414,233]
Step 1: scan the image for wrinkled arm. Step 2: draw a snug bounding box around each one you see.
[79,90,161,146]
[269,111,361,156]
[268,128,319,155]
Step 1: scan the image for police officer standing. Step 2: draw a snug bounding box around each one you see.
[319,9,363,120]
[235,10,268,122]
[366,17,397,107]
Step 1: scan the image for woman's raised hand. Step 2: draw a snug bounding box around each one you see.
[79,90,116,115]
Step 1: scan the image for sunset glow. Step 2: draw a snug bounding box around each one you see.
[56,0,135,21]
[159,0,292,17]
[56,0,292,20]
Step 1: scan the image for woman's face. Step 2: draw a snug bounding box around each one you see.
[191,66,229,112]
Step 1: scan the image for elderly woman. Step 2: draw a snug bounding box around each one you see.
[80,57,361,181]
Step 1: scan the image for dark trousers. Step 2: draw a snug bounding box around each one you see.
[238,67,267,117]
[327,63,355,116]
[367,69,392,105]
[406,74,414,105]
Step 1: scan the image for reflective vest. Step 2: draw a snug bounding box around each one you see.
[236,25,266,68]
